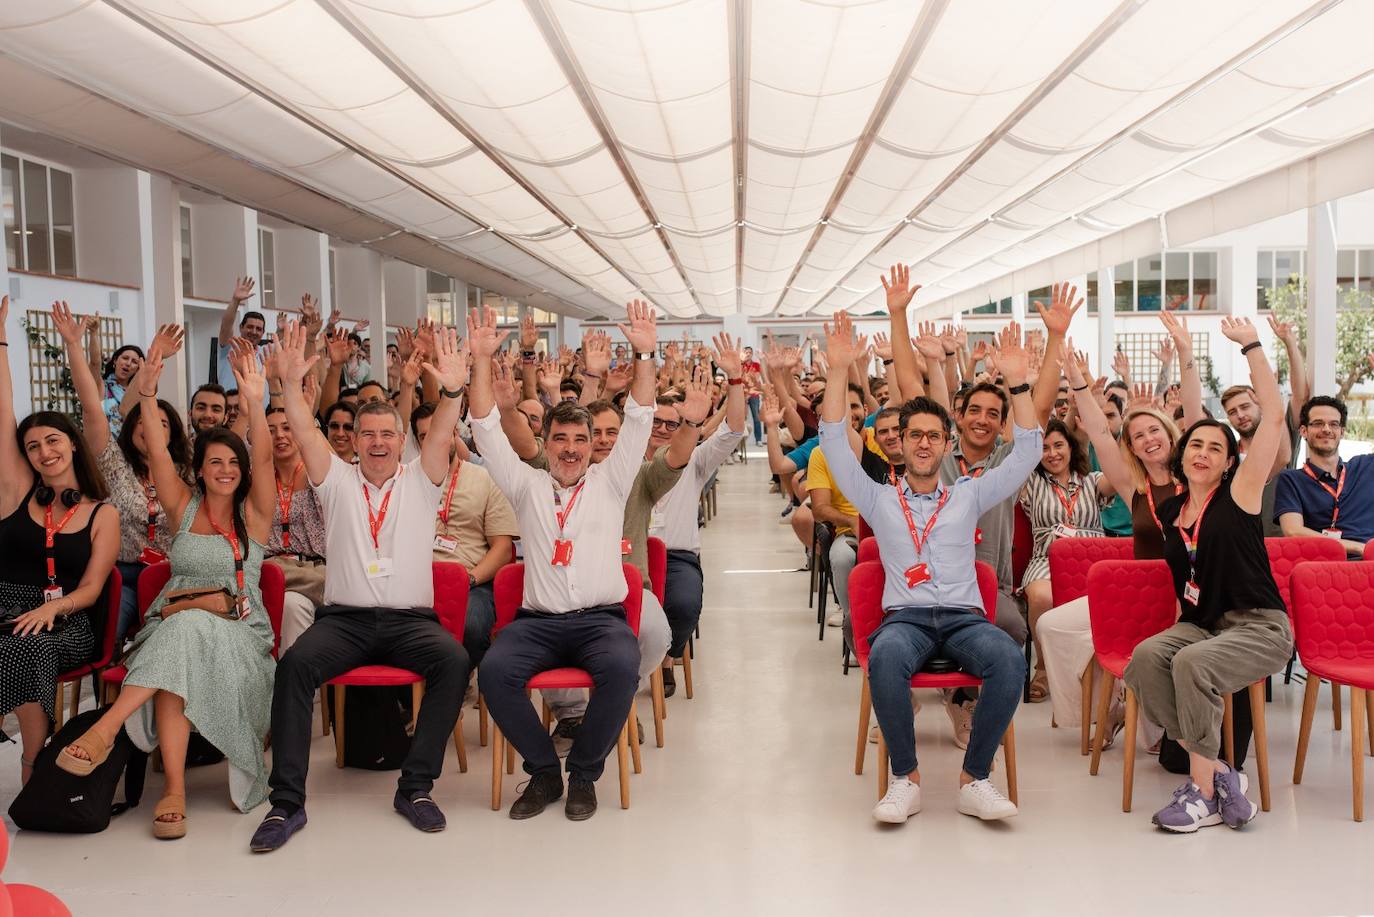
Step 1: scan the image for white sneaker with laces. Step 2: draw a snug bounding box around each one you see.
[873,776,922,824]
[957,779,1018,821]
[826,612,842,627]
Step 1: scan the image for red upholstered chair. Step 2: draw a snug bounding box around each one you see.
[645,536,671,743]
[1291,560,1374,821]
[1085,559,1176,812]
[487,562,644,811]
[1012,504,1033,589]
[1046,537,1134,755]
[857,516,874,543]
[329,563,470,771]
[857,536,880,565]
[100,562,172,703]
[850,560,1017,804]
[1366,541,1374,562]
[53,568,122,732]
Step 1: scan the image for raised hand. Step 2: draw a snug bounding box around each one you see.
[1111,349,1131,380]
[913,320,945,363]
[325,327,350,365]
[422,327,469,391]
[617,299,658,354]
[761,384,784,426]
[1219,316,1260,347]
[583,330,611,376]
[300,293,321,328]
[1034,282,1082,337]
[140,351,166,395]
[491,359,518,411]
[517,313,537,351]
[1062,337,1088,387]
[49,301,86,345]
[1126,382,1159,412]
[970,340,989,366]
[395,326,416,363]
[604,361,633,395]
[415,318,437,361]
[880,263,920,312]
[275,321,319,384]
[712,331,742,378]
[1267,314,1298,346]
[466,306,511,360]
[230,346,266,404]
[939,323,960,356]
[1150,336,1175,368]
[995,321,1029,383]
[1158,311,1193,360]
[400,350,424,388]
[680,366,713,425]
[353,319,370,336]
[148,323,185,361]
[231,276,256,305]
[823,311,862,369]
[538,364,561,398]
[872,331,893,361]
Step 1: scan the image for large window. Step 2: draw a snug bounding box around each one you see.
[179,205,193,296]
[1,152,76,276]
[967,297,1012,316]
[257,228,276,308]
[1336,248,1374,293]
[1108,251,1218,311]
[426,270,453,325]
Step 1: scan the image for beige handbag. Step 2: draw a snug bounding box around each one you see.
[160,586,241,621]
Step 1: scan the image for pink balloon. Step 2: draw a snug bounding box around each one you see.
[5,885,70,917]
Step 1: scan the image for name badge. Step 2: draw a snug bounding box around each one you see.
[137,547,167,566]
[552,539,574,567]
[974,527,983,546]
[904,562,931,589]
[366,557,394,579]
[1183,580,1200,605]
[1052,523,1077,540]
[434,535,458,554]
[43,585,63,603]
[621,538,632,556]
[1322,528,1343,540]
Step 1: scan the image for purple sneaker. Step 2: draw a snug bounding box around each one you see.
[1152,781,1222,833]
[1213,768,1256,829]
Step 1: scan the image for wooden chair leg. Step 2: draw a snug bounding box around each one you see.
[1367,689,1374,757]
[682,643,694,699]
[1332,680,1342,731]
[541,701,552,732]
[506,731,516,774]
[411,682,424,733]
[68,678,81,722]
[453,712,468,774]
[877,733,889,799]
[1248,681,1271,812]
[1089,674,1115,776]
[1122,688,1139,812]
[628,698,643,775]
[479,694,489,747]
[1222,694,1235,767]
[1080,662,1096,756]
[320,688,330,736]
[650,669,665,748]
[855,672,871,775]
[490,724,504,811]
[333,685,346,768]
[1293,676,1321,784]
[1002,723,1018,807]
[53,682,66,734]
[1352,686,1366,822]
[617,718,631,810]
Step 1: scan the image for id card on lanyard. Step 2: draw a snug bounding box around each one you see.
[137,478,167,566]
[551,481,586,567]
[1303,462,1345,539]
[1176,487,1218,606]
[275,461,304,550]
[1050,478,1080,539]
[44,502,80,602]
[434,466,461,554]
[206,507,248,617]
[892,470,950,589]
[362,470,400,579]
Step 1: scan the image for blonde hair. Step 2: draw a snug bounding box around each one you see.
[1118,407,1180,494]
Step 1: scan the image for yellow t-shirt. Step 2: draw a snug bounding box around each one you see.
[807,430,889,536]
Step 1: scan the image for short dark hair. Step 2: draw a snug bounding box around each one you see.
[191,383,227,406]
[119,399,191,483]
[1170,418,1238,482]
[868,376,888,397]
[357,379,388,399]
[266,406,286,420]
[586,399,623,422]
[324,400,357,426]
[191,427,251,549]
[1299,395,1347,428]
[17,411,109,500]
[654,395,682,409]
[347,332,363,346]
[544,400,593,437]
[241,311,266,328]
[339,387,359,399]
[898,396,952,435]
[1105,379,1129,395]
[224,388,239,399]
[560,377,583,398]
[410,401,438,438]
[1041,418,1090,477]
[846,383,865,403]
[959,382,1008,419]
[1105,394,1125,415]
[873,406,901,427]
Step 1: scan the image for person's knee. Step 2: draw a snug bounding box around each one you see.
[868,634,914,678]
[1169,644,1215,692]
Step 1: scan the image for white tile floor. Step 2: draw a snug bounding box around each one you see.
[3,448,1374,916]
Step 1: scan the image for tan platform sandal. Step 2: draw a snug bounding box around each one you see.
[153,794,187,840]
[55,730,111,777]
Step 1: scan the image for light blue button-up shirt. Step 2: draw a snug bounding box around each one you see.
[819,419,1042,612]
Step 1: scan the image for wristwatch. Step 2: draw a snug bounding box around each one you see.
[1008,382,1030,395]
[440,385,464,399]
[682,418,704,428]
[634,351,655,361]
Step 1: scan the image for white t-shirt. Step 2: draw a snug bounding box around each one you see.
[312,453,441,608]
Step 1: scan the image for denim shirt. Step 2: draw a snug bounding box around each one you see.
[818,419,1042,612]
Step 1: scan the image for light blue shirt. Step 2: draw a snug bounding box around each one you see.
[819,419,1042,612]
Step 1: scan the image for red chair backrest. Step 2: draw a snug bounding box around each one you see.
[848,560,998,660]
[431,562,471,642]
[646,537,667,605]
[1086,560,1176,663]
[1012,503,1033,588]
[1265,536,1345,615]
[1048,537,1134,606]
[89,568,123,670]
[493,563,644,639]
[1291,560,1374,672]
[138,561,172,617]
[1365,541,1374,562]
[857,536,879,565]
[857,516,874,542]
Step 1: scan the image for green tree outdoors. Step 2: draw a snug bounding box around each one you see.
[1268,279,1374,399]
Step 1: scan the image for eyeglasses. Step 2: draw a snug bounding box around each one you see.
[327,422,354,432]
[903,430,946,444]
[1305,421,1343,431]
[652,418,681,432]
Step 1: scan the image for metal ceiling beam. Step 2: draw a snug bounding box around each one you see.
[728,0,750,314]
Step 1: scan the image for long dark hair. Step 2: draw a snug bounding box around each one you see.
[16,411,109,500]
[1170,418,1239,483]
[191,426,252,550]
[119,399,191,483]
[101,344,144,382]
[1039,418,1090,478]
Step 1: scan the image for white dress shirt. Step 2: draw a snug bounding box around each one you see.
[312,453,441,608]
[648,420,744,552]
[470,397,654,613]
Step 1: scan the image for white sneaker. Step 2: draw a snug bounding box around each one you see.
[957,779,1018,821]
[873,776,922,824]
[944,697,974,751]
[826,612,842,627]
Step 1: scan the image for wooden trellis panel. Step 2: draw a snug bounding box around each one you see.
[25,309,124,416]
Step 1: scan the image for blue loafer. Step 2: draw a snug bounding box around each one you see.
[394,790,447,832]
[249,805,307,853]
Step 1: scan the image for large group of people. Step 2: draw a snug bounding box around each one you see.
[0,257,1369,847]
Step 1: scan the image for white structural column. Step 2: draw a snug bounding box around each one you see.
[1097,264,1116,380]
[558,313,581,352]
[1226,244,1260,396]
[273,226,330,317]
[145,173,187,411]
[1011,292,1027,328]
[334,247,386,363]
[453,281,469,335]
[1306,201,1338,397]
[1065,273,1090,367]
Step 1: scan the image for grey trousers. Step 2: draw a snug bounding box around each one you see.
[1123,608,1291,760]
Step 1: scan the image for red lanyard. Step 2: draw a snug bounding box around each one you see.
[1145,481,1184,535]
[553,481,587,535]
[361,471,399,556]
[438,465,462,525]
[958,456,985,478]
[275,462,304,549]
[892,470,951,557]
[44,502,80,584]
[141,478,159,544]
[1176,486,1219,565]
[205,506,245,593]
[1050,478,1080,521]
[1303,462,1345,525]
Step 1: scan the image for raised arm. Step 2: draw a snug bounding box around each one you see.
[913,321,950,412]
[1063,342,1131,500]
[276,321,333,486]
[51,301,111,455]
[881,264,925,402]
[712,331,748,434]
[1159,311,1204,429]
[1224,318,1284,512]
[417,327,470,485]
[137,354,193,528]
[466,306,511,420]
[816,312,880,519]
[1032,282,1081,429]
[0,297,31,514]
[227,346,276,542]
[1269,315,1309,427]
[664,367,713,470]
[395,350,423,432]
[618,299,659,407]
[493,360,541,461]
[580,330,610,405]
[218,276,255,350]
[320,326,349,412]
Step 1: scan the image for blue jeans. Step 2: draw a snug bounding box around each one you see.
[868,606,1026,780]
[115,561,146,644]
[747,394,762,444]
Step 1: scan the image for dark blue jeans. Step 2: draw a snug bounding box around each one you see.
[663,550,703,657]
[115,560,145,644]
[869,606,1026,781]
[463,580,496,668]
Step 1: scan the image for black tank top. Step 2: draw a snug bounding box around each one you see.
[0,485,100,595]
[1157,477,1284,629]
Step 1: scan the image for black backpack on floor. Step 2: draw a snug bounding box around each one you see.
[330,685,413,770]
[9,706,147,833]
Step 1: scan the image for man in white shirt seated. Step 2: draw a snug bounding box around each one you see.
[470,302,659,822]
[250,321,471,853]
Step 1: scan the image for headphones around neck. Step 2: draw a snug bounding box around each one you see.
[36,485,83,509]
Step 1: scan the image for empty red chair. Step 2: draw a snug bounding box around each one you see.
[850,560,1016,804]
[488,562,644,811]
[329,563,469,771]
[857,536,879,565]
[645,536,671,743]
[857,516,874,542]
[1085,559,1176,811]
[1047,537,1134,755]
[54,568,121,731]
[1012,503,1033,589]
[1291,560,1374,820]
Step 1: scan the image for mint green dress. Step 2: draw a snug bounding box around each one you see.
[123,492,276,812]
